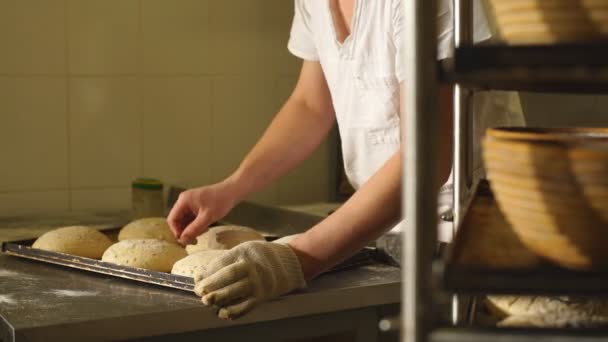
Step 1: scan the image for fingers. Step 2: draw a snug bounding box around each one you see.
[218,298,257,320]
[179,210,212,245]
[202,278,252,306]
[194,259,249,296]
[167,194,193,238]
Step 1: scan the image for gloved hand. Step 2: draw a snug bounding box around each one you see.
[273,233,301,245]
[194,240,306,319]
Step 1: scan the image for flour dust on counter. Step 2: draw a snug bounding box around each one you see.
[0,269,23,278]
[0,294,17,305]
[47,289,99,297]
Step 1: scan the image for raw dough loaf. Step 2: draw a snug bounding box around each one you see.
[118,217,176,243]
[186,225,264,254]
[102,239,186,272]
[171,250,226,278]
[486,296,608,318]
[499,312,608,328]
[32,226,112,259]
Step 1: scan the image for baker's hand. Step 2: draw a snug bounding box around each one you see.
[167,180,241,245]
[194,240,306,319]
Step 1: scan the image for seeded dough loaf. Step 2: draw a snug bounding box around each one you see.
[487,295,608,328]
[118,217,176,243]
[186,225,264,254]
[171,250,226,278]
[486,296,608,318]
[32,226,112,259]
[499,312,608,328]
[102,239,186,272]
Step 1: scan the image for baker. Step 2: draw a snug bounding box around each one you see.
[168,0,524,319]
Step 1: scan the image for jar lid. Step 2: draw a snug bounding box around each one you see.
[132,178,163,190]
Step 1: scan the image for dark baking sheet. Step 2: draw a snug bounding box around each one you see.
[2,229,382,293]
[442,180,608,295]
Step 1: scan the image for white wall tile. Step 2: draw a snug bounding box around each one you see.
[520,93,601,127]
[591,95,608,124]
[0,0,66,74]
[67,0,138,74]
[211,76,283,204]
[141,0,211,74]
[0,77,68,192]
[277,146,333,205]
[142,77,213,188]
[274,76,334,204]
[209,0,300,76]
[69,77,141,188]
[71,187,130,211]
[0,0,331,215]
[0,191,69,216]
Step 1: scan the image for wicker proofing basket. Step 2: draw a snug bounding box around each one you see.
[483,127,608,270]
[486,0,608,44]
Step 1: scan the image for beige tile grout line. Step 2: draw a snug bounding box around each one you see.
[208,0,217,186]
[63,0,72,211]
[138,0,145,179]
[0,186,130,195]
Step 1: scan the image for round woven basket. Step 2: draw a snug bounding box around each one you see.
[487,0,608,44]
[483,127,608,269]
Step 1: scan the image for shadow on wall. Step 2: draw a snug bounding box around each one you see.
[520,93,608,127]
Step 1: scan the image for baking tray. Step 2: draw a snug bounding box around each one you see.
[442,180,608,295]
[1,228,383,293]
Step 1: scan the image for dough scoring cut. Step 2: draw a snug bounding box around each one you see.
[118,217,176,243]
[186,225,265,254]
[171,250,226,278]
[102,239,187,272]
[32,226,112,259]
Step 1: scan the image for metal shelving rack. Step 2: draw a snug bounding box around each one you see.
[402,1,608,342]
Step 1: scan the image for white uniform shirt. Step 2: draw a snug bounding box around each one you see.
[288,0,525,241]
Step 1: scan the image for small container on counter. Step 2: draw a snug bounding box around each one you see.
[131,178,164,219]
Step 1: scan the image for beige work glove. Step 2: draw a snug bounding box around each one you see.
[273,233,301,245]
[194,240,306,319]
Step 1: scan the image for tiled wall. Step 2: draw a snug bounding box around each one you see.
[521,93,608,128]
[0,0,334,216]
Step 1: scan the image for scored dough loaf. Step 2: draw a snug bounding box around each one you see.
[102,239,187,272]
[185,225,265,254]
[32,226,112,259]
[118,217,177,243]
[171,250,226,278]
[499,312,608,328]
[486,296,608,318]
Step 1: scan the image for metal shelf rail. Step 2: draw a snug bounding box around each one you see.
[443,44,608,94]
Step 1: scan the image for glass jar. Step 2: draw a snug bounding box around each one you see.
[131,178,164,219]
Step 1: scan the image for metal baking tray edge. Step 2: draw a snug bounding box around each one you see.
[2,237,195,291]
[2,236,382,293]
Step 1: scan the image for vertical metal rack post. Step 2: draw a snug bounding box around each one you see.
[452,0,472,230]
[451,0,473,326]
[402,0,440,341]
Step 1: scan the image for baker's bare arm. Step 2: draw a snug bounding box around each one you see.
[168,61,336,243]
[289,83,454,280]
[227,60,336,200]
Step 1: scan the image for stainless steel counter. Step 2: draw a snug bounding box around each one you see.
[0,209,400,342]
[0,254,399,341]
